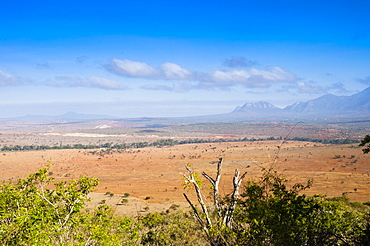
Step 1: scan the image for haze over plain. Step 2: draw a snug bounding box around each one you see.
[1,0,370,118]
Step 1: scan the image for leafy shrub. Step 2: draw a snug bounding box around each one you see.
[0,166,140,245]
[140,212,206,245]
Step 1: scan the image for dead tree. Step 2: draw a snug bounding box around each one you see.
[183,156,247,243]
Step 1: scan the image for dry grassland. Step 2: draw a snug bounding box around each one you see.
[0,141,369,215]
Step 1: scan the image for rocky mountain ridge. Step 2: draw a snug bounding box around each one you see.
[232,87,370,118]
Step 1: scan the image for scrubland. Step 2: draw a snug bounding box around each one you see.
[1,141,369,215]
[1,119,370,244]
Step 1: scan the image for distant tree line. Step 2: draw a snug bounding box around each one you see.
[0,137,360,152]
[287,137,358,144]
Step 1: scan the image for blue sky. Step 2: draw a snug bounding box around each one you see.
[1,0,370,118]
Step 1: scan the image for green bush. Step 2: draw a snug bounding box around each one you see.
[232,169,369,245]
[0,166,139,245]
[1,163,369,245]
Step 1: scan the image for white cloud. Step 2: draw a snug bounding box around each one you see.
[105,58,298,91]
[159,62,192,80]
[208,66,296,88]
[106,59,159,78]
[87,76,129,90]
[211,70,250,83]
[0,70,26,86]
[251,67,296,82]
[106,59,192,81]
[46,76,128,90]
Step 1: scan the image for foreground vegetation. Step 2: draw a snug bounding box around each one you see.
[1,136,369,245]
[1,162,369,245]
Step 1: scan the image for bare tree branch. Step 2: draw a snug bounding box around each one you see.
[223,169,248,228]
[184,165,212,228]
[184,157,248,244]
[202,156,223,213]
[183,193,208,234]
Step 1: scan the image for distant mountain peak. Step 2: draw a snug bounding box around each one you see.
[232,86,370,118]
[232,101,281,115]
[240,101,278,109]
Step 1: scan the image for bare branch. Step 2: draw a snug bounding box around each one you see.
[223,169,248,227]
[184,157,247,237]
[272,121,302,168]
[202,156,223,213]
[184,165,212,228]
[183,193,208,233]
[202,172,215,186]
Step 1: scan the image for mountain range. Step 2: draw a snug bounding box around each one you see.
[1,87,369,123]
[231,87,370,119]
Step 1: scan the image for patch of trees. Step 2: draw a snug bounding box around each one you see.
[0,142,150,152]
[288,137,359,144]
[359,134,370,154]
[0,136,360,152]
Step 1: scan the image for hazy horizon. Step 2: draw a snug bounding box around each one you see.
[1,1,370,118]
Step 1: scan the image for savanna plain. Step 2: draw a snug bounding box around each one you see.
[1,119,369,215]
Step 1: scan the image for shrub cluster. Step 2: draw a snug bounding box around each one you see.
[1,165,369,245]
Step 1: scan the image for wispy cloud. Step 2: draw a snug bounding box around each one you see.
[105,58,297,91]
[223,56,258,68]
[356,76,370,85]
[295,81,326,94]
[0,70,27,86]
[282,81,349,94]
[140,82,197,92]
[140,84,173,91]
[36,62,51,70]
[326,82,350,93]
[46,76,129,90]
[172,82,198,92]
[76,56,88,64]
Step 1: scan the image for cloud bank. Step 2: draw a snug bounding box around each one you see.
[282,81,348,94]
[0,70,128,90]
[46,76,128,90]
[105,58,297,91]
[0,70,27,86]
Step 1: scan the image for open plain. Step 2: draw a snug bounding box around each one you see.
[1,139,369,215]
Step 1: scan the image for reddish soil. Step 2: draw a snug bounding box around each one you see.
[1,141,369,214]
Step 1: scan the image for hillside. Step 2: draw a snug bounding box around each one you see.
[231,87,370,119]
